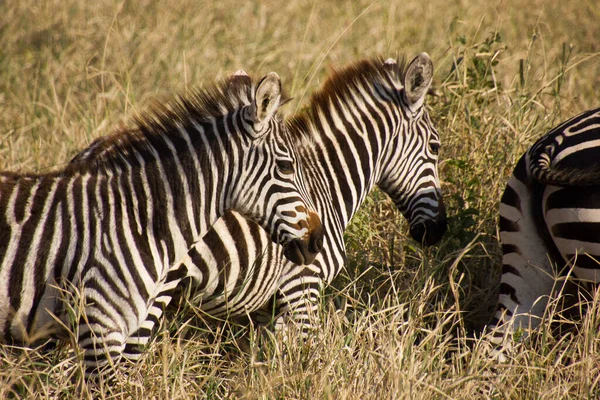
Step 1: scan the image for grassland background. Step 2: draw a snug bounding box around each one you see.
[1,0,599,398]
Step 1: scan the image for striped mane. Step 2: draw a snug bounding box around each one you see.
[288,57,407,135]
[67,75,256,174]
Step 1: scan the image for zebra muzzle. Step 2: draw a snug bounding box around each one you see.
[409,201,447,246]
[409,214,447,246]
[282,212,324,265]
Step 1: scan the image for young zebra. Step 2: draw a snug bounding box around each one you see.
[491,107,600,357]
[0,71,324,374]
[112,53,447,348]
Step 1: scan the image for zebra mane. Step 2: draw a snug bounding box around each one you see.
[287,57,407,137]
[66,74,257,174]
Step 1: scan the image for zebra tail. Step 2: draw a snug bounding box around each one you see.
[528,155,600,187]
[527,107,600,187]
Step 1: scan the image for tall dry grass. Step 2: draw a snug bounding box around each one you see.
[1,0,599,398]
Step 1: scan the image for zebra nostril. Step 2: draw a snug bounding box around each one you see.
[308,223,324,254]
[410,223,426,244]
[310,234,323,254]
[273,230,286,246]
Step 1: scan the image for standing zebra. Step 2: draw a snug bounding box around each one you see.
[110,53,447,347]
[0,71,324,374]
[491,107,600,357]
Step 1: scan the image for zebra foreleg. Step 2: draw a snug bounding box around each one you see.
[269,275,324,339]
[77,306,127,378]
[121,261,192,362]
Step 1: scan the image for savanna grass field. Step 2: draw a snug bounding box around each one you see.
[1,0,600,398]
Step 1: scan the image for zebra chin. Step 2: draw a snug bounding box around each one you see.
[282,224,325,265]
[409,214,447,246]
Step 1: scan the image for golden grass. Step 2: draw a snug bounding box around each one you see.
[1,0,600,398]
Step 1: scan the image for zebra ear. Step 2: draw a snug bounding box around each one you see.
[403,53,434,111]
[251,72,282,135]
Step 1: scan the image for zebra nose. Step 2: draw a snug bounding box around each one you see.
[281,215,325,265]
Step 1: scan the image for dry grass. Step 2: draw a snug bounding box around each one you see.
[1,0,600,398]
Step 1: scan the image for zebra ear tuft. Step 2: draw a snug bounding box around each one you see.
[403,53,434,111]
[252,72,282,135]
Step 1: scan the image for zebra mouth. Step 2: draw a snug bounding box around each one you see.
[282,226,324,265]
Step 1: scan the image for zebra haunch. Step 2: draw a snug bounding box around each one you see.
[490,106,600,359]
[0,71,324,375]
[120,53,447,350]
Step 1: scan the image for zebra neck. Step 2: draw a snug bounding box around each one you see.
[300,116,389,230]
[89,140,232,268]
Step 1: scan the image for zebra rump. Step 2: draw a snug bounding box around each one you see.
[492,106,600,358]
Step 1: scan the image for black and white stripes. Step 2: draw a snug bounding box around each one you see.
[491,107,600,355]
[0,71,323,374]
[133,53,447,339]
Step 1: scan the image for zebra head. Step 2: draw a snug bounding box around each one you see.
[230,72,324,265]
[377,53,447,246]
[69,71,324,266]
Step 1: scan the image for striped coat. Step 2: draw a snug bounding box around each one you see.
[492,107,600,358]
[102,53,447,345]
[0,71,323,374]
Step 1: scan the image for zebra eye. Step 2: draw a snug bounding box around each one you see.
[429,142,440,155]
[276,159,294,175]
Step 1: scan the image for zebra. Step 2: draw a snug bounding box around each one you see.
[93,53,447,350]
[0,70,324,375]
[490,106,600,358]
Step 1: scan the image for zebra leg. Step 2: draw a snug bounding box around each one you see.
[77,249,199,375]
[77,296,127,377]
[122,261,194,361]
[266,275,324,337]
[256,244,342,339]
[491,161,559,358]
[121,293,172,362]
